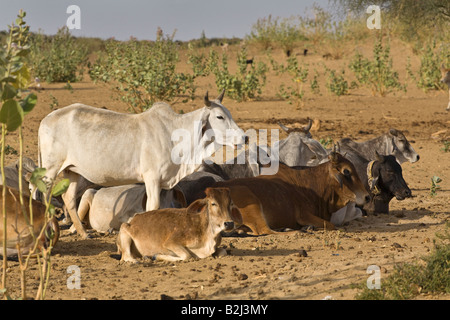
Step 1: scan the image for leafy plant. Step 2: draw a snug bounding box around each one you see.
[211,47,268,102]
[30,27,87,83]
[441,140,450,153]
[355,222,450,300]
[417,41,450,92]
[186,44,217,79]
[247,15,306,55]
[430,176,442,197]
[349,36,405,96]
[310,71,320,94]
[319,137,334,148]
[0,10,69,300]
[89,32,195,112]
[272,56,309,109]
[325,68,349,96]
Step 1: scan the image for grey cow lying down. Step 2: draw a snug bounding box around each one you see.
[117,187,241,263]
[74,184,186,233]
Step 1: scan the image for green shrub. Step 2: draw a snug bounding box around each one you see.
[271,55,309,108]
[417,41,450,92]
[355,222,450,300]
[89,32,195,112]
[0,10,69,301]
[349,36,405,96]
[30,27,87,83]
[247,15,306,55]
[325,68,349,96]
[210,47,268,102]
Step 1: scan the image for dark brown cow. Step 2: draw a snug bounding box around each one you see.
[0,186,59,257]
[214,152,370,235]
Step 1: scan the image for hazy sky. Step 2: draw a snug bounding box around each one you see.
[1,0,333,41]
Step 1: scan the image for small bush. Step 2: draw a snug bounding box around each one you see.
[270,55,309,108]
[325,67,349,96]
[89,32,195,112]
[30,27,88,83]
[247,15,306,55]
[210,47,268,102]
[349,36,405,96]
[355,222,450,300]
[417,41,450,92]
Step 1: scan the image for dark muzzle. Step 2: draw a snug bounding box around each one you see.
[224,221,235,231]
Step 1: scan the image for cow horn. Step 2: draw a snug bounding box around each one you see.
[278,122,291,133]
[330,144,339,163]
[204,91,211,107]
[216,89,225,103]
[304,119,312,132]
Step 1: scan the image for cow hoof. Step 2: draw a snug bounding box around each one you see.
[120,257,139,264]
[81,233,92,240]
[213,248,228,258]
[301,225,316,232]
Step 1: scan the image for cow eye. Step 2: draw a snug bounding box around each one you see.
[216,115,224,120]
[211,202,217,206]
[343,169,351,176]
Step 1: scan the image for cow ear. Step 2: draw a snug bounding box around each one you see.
[24,172,32,182]
[187,199,208,214]
[389,128,398,137]
[391,138,399,153]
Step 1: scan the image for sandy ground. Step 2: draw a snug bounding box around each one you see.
[1,40,449,301]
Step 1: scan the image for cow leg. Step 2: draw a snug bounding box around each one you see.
[117,223,139,263]
[154,245,194,262]
[229,186,277,236]
[143,173,161,211]
[295,211,335,230]
[76,189,97,226]
[62,171,89,239]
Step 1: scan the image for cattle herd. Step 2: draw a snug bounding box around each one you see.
[0,91,419,264]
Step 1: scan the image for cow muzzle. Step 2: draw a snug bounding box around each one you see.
[355,191,371,206]
[395,188,412,200]
[224,221,235,231]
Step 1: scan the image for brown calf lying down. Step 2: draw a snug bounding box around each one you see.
[214,152,370,235]
[0,187,60,257]
[117,187,241,263]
